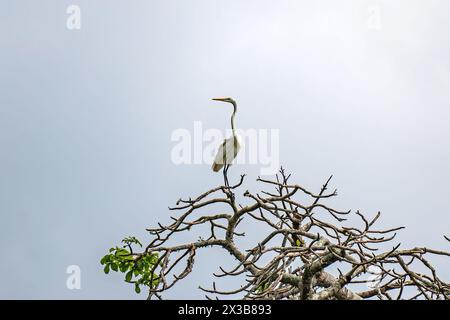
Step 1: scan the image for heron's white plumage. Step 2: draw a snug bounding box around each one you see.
[212,134,242,172]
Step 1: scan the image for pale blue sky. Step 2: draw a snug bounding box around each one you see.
[0,0,449,299]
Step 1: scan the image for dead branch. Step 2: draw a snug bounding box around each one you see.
[138,168,449,300]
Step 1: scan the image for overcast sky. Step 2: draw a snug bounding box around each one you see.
[0,0,449,299]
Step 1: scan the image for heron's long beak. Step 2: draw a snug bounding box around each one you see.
[212,98,228,102]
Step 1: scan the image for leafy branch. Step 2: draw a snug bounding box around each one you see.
[101,237,160,294]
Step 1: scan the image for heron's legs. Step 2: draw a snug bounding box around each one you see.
[222,166,226,186]
[223,164,230,187]
[222,164,235,201]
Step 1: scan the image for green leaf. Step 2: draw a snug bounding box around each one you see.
[111,263,118,272]
[135,283,141,294]
[116,248,129,256]
[100,255,111,265]
[120,264,128,272]
[125,271,133,282]
[104,265,110,274]
[151,275,160,287]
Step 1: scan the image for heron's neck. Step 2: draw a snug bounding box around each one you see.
[230,102,237,138]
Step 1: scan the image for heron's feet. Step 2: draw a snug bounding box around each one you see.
[228,190,235,201]
[222,188,235,202]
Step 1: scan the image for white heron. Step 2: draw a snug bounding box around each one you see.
[211,97,242,186]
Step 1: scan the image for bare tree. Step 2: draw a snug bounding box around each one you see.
[128,168,449,300]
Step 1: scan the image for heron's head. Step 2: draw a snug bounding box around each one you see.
[212,97,236,105]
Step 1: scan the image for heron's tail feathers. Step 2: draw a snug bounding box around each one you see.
[212,162,223,172]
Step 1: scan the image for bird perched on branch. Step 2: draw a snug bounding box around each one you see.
[211,97,242,186]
